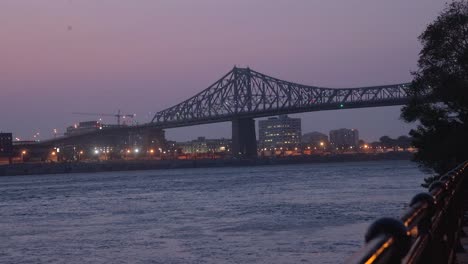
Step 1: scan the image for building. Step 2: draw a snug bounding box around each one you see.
[178,137,231,154]
[302,131,328,146]
[258,115,301,149]
[329,128,359,148]
[65,121,102,136]
[0,133,13,157]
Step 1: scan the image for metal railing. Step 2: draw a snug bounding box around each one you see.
[346,161,468,264]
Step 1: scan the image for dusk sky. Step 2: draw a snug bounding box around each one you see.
[1,0,446,142]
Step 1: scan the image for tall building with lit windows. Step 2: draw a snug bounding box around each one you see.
[258,115,301,149]
[0,133,13,156]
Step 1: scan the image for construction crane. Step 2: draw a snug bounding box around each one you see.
[72,110,136,126]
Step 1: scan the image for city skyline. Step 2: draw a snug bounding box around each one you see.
[1,1,445,141]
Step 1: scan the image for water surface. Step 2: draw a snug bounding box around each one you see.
[0,160,426,263]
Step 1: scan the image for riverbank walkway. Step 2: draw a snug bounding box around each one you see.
[458,219,468,263]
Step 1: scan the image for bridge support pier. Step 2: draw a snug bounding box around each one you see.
[232,118,257,158]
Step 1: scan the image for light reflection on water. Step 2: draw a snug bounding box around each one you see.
[0,160,426,263]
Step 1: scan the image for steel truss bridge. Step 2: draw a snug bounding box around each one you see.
[150,67,411,156]
[152,67,410,127]
[29,67,412,158]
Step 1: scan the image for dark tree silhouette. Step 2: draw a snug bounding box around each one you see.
[402,1,468,174]
[379,136,394,148]
[378,135,412,150]
[396,136,412,150]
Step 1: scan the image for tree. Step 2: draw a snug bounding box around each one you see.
[377,135,412,150]
[396,136,412,150]
[401,0,468,174]
[379,136,395,148]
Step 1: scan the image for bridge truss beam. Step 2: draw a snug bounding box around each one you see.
[151,67,411,128]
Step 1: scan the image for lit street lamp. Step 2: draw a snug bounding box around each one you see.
[21,150,26,162]
[320,141,326,151]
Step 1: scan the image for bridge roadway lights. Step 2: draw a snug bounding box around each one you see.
[232,118,257,158]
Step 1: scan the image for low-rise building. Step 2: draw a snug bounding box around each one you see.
[178,137,231,154]
[302,131,328,146]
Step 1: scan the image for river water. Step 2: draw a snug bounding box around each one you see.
[0,160,427,264]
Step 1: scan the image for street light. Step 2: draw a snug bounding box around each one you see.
[320,141,326,152]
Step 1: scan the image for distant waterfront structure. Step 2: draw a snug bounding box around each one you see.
[58,121,167,161]
[258,115,301,149]
[329,128,359,148]
[65,121,130,137]
[302,131,328,146]
[177,137,231,154]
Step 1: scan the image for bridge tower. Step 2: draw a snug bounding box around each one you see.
[232,118,257,158]
[231,67,257,158]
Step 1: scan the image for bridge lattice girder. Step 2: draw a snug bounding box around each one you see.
[151,67,410,127]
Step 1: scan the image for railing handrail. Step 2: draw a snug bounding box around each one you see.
[346,160,468,264]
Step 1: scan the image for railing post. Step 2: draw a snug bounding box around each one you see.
[403,192,435,264]
[365,218,411,263]
[346,161,468,264]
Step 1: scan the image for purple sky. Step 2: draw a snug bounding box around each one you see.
[0,0,446,142]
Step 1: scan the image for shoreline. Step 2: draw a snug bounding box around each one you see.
[0,152,413,177]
